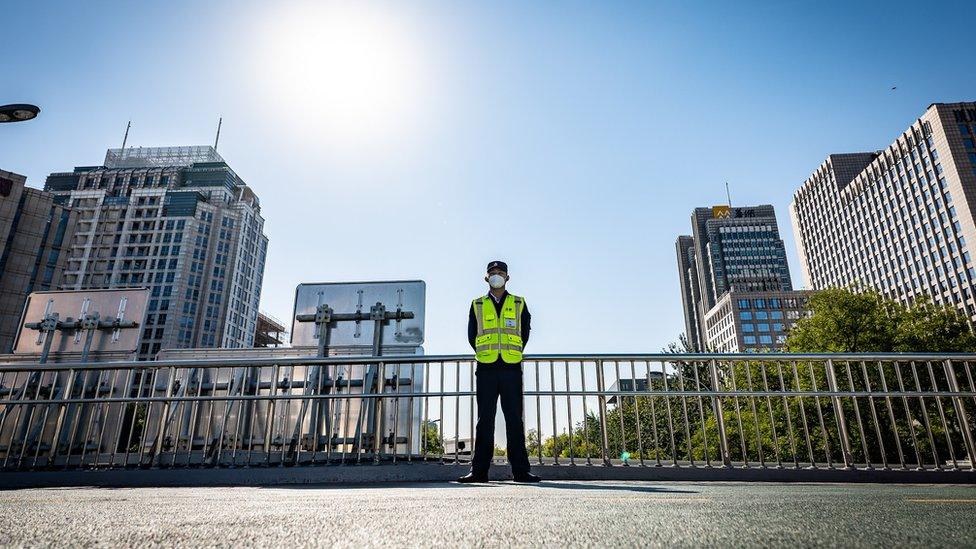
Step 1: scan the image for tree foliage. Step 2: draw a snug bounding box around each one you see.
[422,420,444,455]
[786,287,976,353]
[522,287,976,467]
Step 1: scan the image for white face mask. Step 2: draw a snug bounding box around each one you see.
[488,274,506,289]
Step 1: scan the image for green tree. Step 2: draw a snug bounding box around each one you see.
[785,287,976,353]
[892,297,976,352]
[525,429,541,457]
[785,287,899,352]
[780,287,974,465]
[536,287,976,468]
[422,420,444,455]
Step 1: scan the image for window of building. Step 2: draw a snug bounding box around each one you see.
[758,323,770,332]
[755,311,769,320]
[739,311,752,320]
[742,323,755,332]
[743,335,757,345]
[759,335,773,345]
[738,299,751,309]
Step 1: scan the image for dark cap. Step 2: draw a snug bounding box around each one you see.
[486,260,508,273]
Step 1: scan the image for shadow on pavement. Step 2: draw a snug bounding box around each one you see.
[525,482,699,494]
[257,481,504,490]
[257,481,698,493]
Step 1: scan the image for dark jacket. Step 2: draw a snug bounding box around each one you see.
[468,291,531,367]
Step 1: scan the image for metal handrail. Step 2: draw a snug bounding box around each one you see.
[3,390,976,407]
[3,352,975,372]
[0,354,973,473]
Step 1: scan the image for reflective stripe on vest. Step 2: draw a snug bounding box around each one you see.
[472,294,524,364]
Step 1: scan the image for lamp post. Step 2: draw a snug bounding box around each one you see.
[0,104,40,124]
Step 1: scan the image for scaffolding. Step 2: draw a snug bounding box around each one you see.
[254,311,287,348]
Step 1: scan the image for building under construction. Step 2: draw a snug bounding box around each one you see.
[254,311,286,347]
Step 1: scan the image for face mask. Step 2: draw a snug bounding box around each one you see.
[488,274,506,289]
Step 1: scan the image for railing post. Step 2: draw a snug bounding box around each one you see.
[264,364,279,466]
[47,368,77,466]
[152,366,177,467]
[595,359,611,466]
[944,359,976,470]
[373,362,385,464]
[709,359,731,467]
[825,359,854,469]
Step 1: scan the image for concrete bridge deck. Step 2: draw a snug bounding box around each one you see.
[2,481,975,547]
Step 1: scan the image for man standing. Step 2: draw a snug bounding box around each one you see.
[457,261,541,483]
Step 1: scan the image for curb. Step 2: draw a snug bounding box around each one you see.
[3,462,976,489]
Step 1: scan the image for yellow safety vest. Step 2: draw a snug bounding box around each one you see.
[472,294,525,364]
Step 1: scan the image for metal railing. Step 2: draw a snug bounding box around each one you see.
[0,354,974,473]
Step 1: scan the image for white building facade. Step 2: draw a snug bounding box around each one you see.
[44,146,268,358]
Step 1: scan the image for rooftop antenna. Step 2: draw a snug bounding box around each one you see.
[725,181,732,208]
[120,121,131,154]
[213,117,222,151]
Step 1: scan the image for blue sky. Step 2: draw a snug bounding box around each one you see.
[3,0,976,355]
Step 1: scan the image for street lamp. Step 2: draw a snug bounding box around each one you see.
[0,104,40,124]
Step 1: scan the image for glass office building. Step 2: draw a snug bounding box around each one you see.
[676,204,798,351]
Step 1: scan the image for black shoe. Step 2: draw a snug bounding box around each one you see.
[513,472,541,483]
[456,472,489,483]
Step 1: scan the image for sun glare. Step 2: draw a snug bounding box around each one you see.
[257,3,425,145]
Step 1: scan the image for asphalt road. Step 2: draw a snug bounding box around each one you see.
[1,481,974,547]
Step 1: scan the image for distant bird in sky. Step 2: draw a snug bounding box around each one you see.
[891,86,898,91]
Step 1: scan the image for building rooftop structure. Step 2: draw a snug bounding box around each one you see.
[103,146,225,169]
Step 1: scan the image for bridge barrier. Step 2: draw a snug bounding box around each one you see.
[0,354,974,477]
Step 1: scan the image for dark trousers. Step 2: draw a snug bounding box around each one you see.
[472,366,531,476]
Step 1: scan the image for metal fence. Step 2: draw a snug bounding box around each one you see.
[0,354,974,473]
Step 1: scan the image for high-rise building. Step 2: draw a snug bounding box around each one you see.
[791,102,976,321]
[675,205,796,350]
[0,169,78,353]
[675,235,702,350]
[44,146,268,358]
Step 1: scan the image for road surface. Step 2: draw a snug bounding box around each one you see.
[1,481,974,547]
